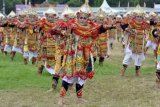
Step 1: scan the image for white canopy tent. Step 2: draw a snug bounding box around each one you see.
[0,13,5,18]
[99,0,118,14]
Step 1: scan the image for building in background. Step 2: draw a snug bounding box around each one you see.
[154,3,160,14]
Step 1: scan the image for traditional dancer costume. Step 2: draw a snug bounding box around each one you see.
[96,9,108,65]
[23,8,40,65]
[108,13,116,51]
[58,0,98,105]
[4,11,16,55]
[120,15,129,50]
[0,13,5,53]
[38,7,64,90]
[116,15,123,42]
[11,11,27,61]
[152,19,160,88]
[145,12,158,57]
[120,6,148,76]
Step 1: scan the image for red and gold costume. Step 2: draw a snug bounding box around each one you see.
[61,19,98,79]
[37,7,68,90]
[120,9,148,76]
[11,12,27,61]
[4,11,16,54]
[14,17,26,52]
[0,28,4,51]
[37,18,65,73]
[152,20,160,88]
[95,9,108,65]
[129,18,148,54]
[145,13,158,58]
[0,14,5,52]
[23,8,40,65]
[59,1,99,104]
[26,20,39,52]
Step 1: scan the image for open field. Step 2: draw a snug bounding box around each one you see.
[0,42,160,107]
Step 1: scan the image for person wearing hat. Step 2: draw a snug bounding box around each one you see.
[37,7,64,90]
[107,12,116,51]
[61,5,75,21]
[120,15,130,51]
[152,27,160,88]
[59,6,76,90]
[120,7,148,76]
[58,0,98,105]
[145,12,158,58]
[151,15,160,88]
[23,7,40,65]
[116,15,123,43]
[95,9,109,65]
[10,11,27,61]
[3,11,16,56]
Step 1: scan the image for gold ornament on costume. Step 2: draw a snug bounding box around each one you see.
[18,10,26,16]
[61,5,74,19]
[96,9,106,20]
[124,11,133,17]
[76,0,92,18]
[149,12,157,17]
[132,4,145,17]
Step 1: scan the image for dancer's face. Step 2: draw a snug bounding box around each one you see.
[136,16,143,22]
[79,16,88,25]
[29,15,37,22]
[19,15,26,22]
[46,14,56,22]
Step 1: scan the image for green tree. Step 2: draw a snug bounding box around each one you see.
[48,0,58,4]
[67,0,83,7]
[94,0,103,7]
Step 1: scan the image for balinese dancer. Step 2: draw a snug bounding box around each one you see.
[152,27,160,88]
[120,15,130,51]
[120,9,148,76]
[37,7,59,75]
[56,6,75,90]
[145,12,158,57]
[58,0,98,105]
[96,9,108,65]
[23,8,40,65]
[3,11,16,55]
[11,11,27,61]
[0,13,5,53]
[38,7,64,90]
[108,13,116,51]
[116,15,122,42]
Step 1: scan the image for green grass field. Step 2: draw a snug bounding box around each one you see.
[0,42,160,107]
